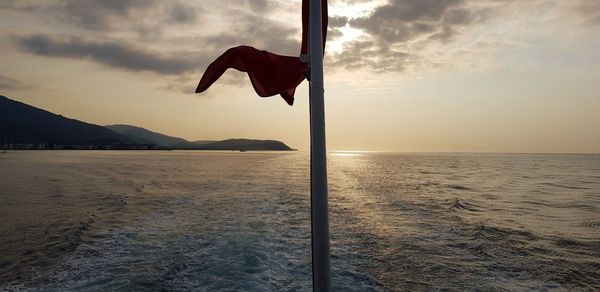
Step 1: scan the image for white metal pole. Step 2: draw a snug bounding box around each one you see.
[309,0,330,291]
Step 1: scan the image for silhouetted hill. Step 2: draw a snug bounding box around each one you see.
[105,125,293,150]
[0,95,294,150]
[191,140,214,145]
[192,139,292,151]
[171,140,215,148]
[106,124,188,147]
[0,95,131,145]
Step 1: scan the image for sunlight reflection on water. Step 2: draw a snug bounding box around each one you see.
[330,152,363,157]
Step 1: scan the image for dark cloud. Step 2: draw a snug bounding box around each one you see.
[17,35,206,75]
[328,28,343,40]
[0,73,29,90]
[5,0,530,78]
[330,0,494,72]
[166,2,199,24]
[326,40,415,72]
[0,0,36,10]
[205,9,302,56]
[8,0,307,86]
[569,0,600,26]
[242,0,272,13]
[350,0,481,43]
[211,1,348,55]
[329,16,348,28]
[1,0,200,31]
[62,0,200,30]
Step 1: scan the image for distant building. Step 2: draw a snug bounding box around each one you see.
[2,143,159,150]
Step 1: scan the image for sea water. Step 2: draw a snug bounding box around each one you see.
[0,151,598,290]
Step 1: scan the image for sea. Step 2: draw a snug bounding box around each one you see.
[0,151,598,291]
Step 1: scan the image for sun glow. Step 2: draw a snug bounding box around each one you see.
[329,0,385,19]
[328,26,364,53]
[326,0,385,53]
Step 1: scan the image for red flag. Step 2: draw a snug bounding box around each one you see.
[195,0,328,106]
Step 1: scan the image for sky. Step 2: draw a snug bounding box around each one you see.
[0,0,599,153]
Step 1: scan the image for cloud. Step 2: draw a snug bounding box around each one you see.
[16,35,206,75]
[11,0,583,80]
[328,0,501,73]
[329,16,349,28]
[203,8,302,56]
[166,2,199,25]
[242,0,272,13]
[59,0,153,29]
[567,0,600,26]
[8,0,309,91]
[0,0,200,32]
[328,28,344,40]
[0,0,36,10]
[0,73,30,90]
[327,40,417,72]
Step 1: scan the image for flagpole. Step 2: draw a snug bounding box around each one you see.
[309,0,331,291]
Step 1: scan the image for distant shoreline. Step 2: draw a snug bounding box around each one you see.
[0,147,298,152]
[4,149,599,155]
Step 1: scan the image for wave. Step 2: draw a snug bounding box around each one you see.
[449,198,482,212]
[469,223,539,242]
[447,184,473,191]
[539,182,592,190]
[0,219,94,284]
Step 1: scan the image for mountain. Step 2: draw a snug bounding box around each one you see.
[191,140,214,145]
[0,95,130,145]
[191,139,292,151]
[0,95,294,150]
[109,124,293,151]
[106,124,188,147]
